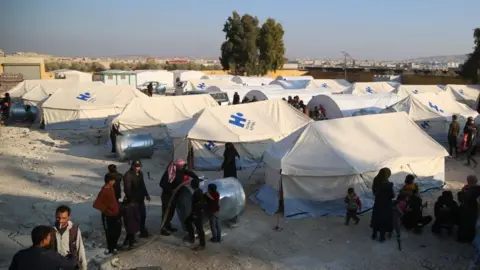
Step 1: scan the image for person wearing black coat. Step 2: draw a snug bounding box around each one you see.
[159,158,199,236]
[432,191,458,236]
[110,124,123,153]
[123,160,150,237]
[9,225,77,270]
[370,168,394,242]
[222,142,240,178]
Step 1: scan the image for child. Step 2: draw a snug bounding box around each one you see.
[184,178,206,250]
[93,178,122,254]
[394,193,408,236]
[431,191,458,236]
[400,174,419,198]
[344,187,362,225]
[205,183,221,243]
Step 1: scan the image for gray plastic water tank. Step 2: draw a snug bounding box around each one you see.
[115,133,154,161]
[9,103,38,122]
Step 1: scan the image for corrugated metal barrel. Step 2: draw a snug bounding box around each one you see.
[9,103,38,122]
[177,177,246,222]
[116,133,154,161]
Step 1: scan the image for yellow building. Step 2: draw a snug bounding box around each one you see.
[0,56,53,79]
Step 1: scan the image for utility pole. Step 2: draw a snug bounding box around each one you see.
[340,51,352,81]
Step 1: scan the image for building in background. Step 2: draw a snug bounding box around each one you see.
[0,56,52,80]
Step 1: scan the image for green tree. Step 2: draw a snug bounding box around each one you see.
[460,28,480,83]
[110,62,127,70]
[45,62,60,71]
[88,62,106,72]
[59,62,70,69]
[220,11,285,76]
[258,18,286,75]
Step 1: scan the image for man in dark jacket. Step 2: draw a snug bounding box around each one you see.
[110,124,123,153]
[147,83,154,97]
[123,160,150,237]
[9,225,77,270]
[448,114,460,158]
[183,178,206,250]
[105,164,123,201]
[465,121,478,167]
[159,158,199,236]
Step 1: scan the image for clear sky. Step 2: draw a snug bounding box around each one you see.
[0,0,478,60]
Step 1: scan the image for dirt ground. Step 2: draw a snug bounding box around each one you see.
[0,126,478,270]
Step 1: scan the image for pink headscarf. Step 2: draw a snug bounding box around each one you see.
[168,158,186,183]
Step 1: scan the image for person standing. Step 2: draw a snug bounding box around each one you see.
[448,115,460,158]
[123,160,150,238]
[344,187,361,225]
[232,92,240,105]
[205,183,221,242]
[147,83,154,97]
[370,168,394,242]
[93,177,122,255]
[183,178,206,250]
[457,175,480,243]
[465,120,478,167]
[110,124,123,154]
[50,205,87,270]
[9,226,78,270]
[159,158,199,236]
[221,143,240,178]
[104,164,123,201]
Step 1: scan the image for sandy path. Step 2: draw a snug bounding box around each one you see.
[0,126,478,270]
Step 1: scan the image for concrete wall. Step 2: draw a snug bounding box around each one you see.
[0,56,53,79]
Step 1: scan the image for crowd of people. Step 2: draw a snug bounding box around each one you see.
[448,115,478,167]
[8,140,245,270]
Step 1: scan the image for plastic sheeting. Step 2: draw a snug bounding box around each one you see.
[115,133,154,161]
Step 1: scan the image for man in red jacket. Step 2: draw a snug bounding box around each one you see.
[93,178,122,254]
[205,183,221,242]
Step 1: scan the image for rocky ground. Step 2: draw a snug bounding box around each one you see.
[0,126,478,270]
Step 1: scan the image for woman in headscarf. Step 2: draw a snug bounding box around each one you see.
[159,158,200,236]
[222,142,240,178]
[370,167,394,242]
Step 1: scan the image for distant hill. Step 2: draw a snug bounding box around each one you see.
[405,54,468,63]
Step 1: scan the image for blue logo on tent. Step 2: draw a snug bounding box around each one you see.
[365,87,374,94]
[321,83,328,88]
[204,141,216,151]
[428,102,444,113]
[460,89,465,95]
[76,92,91,101]
[421,121,429,129]
[229,113,246,128]
[412,90,419,94]
[197,83,206,89]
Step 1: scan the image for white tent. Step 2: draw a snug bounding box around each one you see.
[40,84,145,130]
[445,84,480,110]
[53,70,93,82]
[200,74,234,80]
[306,93,401,119]
[382,91,479,143]
[397,85,446,99]
[231,76,273,86]
[352,82,399,95]
[8,79,89,98]
[311,79,353,94]
[134,70,174,88]
[269,79,313,89]
[182,79,235,91]
[243,89,331,104]
[205,85,283,102]
[276,76,314,81]
[21,81,104,106]
[112,94,219,140]
[255,112,448,218]
[172,99,312,170]
[172,70,205,82]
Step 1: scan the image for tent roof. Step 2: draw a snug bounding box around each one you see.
[276,76,314,81]
[231,76,273,86]
[397,85,446,98]
[352,82,399,95]
[184,99,313,143]
[41,84,144,110]
[264,112,448,177]
[9,80,86,98]
[113,94,218,130]
[306,93,402,119]
[385,91,478,121]
[445,84,480,107]
[21,81,104,103]
[184,79,235,91]
[311,79,352,93]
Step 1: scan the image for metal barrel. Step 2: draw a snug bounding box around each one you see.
[9,103,38,122]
